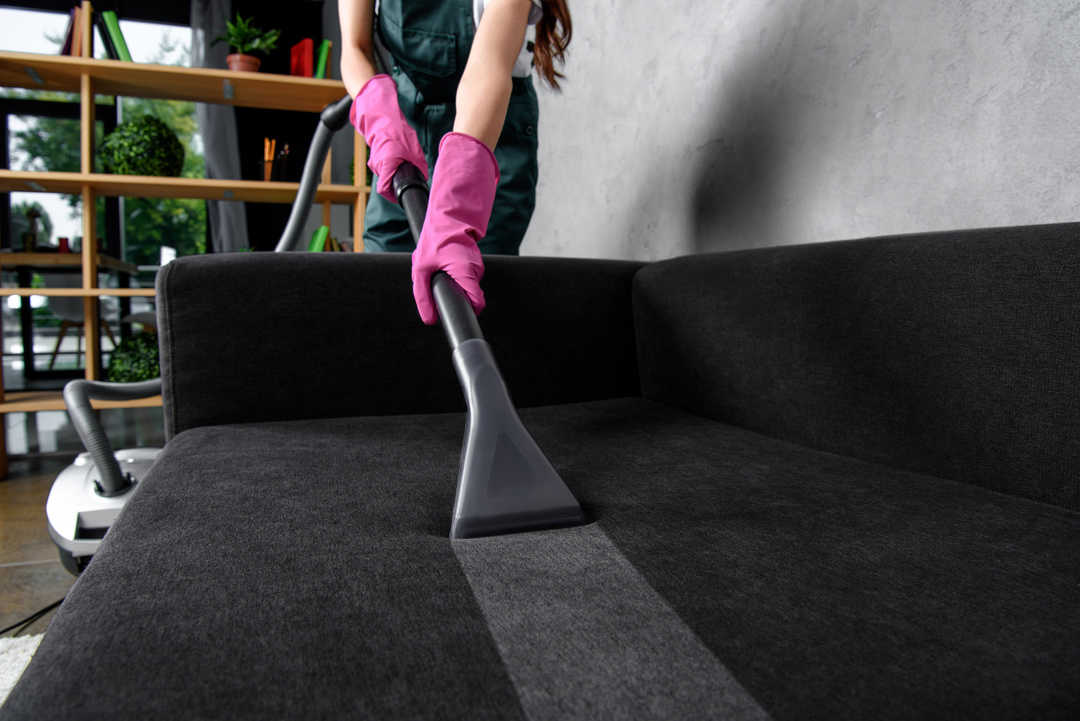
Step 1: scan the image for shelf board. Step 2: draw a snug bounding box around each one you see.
[0,288,154,297]
[0,390,162,413]
[0,252,137,273]
[0,51,345,112]
[0,170,366,204]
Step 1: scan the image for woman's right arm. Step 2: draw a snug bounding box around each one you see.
[339,0,378,98]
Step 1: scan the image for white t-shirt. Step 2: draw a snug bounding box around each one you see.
[473,0,543,77]
[473,0,544,27]
[375,1,543,78]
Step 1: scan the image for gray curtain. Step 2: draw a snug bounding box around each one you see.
[191,0,250,252]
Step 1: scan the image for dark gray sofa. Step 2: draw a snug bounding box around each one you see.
[3,223,1078,720]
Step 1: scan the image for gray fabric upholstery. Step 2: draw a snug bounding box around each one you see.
[5,413,528,721]
[6,228,1079,719]
[454,524,772,721]
[156,253,642,438]
[634,223,1080,510]
[5,399,1078,719]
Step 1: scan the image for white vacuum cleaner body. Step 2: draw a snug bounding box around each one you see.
[46,447,160,574]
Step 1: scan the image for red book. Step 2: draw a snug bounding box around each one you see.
[290,38,313,77]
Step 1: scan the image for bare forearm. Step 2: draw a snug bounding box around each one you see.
[454,72,513,151]
[341,45,377,98]
[338,0,378,98]
[453,0,533,150]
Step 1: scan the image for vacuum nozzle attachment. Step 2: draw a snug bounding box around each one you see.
[391,161,586,539]
[450,338,585,539]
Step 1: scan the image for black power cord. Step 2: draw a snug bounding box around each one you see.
[0,598,64,637]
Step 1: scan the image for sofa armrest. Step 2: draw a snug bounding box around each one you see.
[156,253,642,438]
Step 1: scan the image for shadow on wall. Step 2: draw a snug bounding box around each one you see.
[578,1,1080,259]
[688,91,791,254]
[682,0,856,254]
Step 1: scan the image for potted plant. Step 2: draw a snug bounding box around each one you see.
[106,331,159,383]
[100,115,185,177]
[214,14,280,72]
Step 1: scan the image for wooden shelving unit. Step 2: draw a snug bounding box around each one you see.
[0,51,345,113]
[0,390,163,413]
[0,170,362,205]
[0,1,368,476]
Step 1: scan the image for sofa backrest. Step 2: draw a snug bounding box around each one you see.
[157,253,642,439]
[633,223,1080,510]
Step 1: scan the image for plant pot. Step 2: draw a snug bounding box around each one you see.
[226,53,261,72]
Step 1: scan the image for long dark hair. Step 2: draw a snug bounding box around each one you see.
[534,0,572,89]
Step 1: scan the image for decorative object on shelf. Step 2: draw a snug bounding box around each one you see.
[214,14,280,73]
[264,137,276,181]
[314,39,332,79]
[100,116,184,177]
[11,201,52,250]
[106,331,159,383]
[100,10,133,62]
[269,141,292,181]
[262,137,304,183]
[290,38,313,77]
[22,206,41,251]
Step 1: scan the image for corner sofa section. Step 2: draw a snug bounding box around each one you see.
[2,226,1078,721]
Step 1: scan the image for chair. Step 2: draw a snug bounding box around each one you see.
[41,272,117,370]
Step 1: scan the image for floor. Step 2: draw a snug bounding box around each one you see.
[0,456,77,635]
[0,291,161,635]
[0,407,165,635]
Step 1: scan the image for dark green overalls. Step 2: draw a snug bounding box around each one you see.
[366,0,539,255]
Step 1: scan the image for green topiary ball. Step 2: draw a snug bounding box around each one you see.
[100,115,184,177]
[106,332,160,383]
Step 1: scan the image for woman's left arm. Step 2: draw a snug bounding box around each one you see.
[454,0,536,150]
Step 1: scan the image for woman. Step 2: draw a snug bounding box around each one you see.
[339,0,571,324]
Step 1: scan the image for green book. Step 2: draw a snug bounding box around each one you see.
[314,39,331,79]
[308,225,330,252]
[94,13,120,60]
[100,11,132,62]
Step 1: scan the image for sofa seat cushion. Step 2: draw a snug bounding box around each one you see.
[5,399,1078,720]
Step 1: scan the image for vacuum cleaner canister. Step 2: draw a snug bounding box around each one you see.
[46,447,159,574]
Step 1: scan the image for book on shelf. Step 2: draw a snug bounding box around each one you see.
[70,6,82,57]
[308,225,329,252]
[314,39,332,79]
[60,7,76,55]
[290,38,313,77]
[100,10,133,62]
[94,13,120,60]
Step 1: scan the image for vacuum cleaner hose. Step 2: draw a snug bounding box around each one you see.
[389,162,585,539]
[274,93,354,252]
[63,379,162,497]
[391,162,483,349]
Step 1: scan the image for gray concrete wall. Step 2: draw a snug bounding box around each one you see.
[524,0,1080,260]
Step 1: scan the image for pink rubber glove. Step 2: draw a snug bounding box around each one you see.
[350,74,428,203]
[411,132,500,325]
